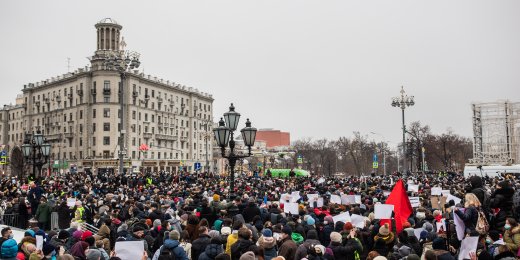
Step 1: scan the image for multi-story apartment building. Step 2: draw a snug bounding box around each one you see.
[0,18,214,175]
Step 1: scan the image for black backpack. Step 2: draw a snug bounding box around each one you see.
[158,246,177,260]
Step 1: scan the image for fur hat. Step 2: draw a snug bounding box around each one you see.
[239,251,256,260]
[330,232,342,243]
[221,226,232,236]
[379,224,390,236]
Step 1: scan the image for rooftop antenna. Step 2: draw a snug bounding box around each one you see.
[67,57,71,72]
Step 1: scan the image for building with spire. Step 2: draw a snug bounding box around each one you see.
[0,18,214,175]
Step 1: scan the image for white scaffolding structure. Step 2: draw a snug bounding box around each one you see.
[470,101,520,165]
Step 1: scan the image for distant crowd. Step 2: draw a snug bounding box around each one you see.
[0,170,519,260]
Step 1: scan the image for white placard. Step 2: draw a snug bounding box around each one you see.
[316,198,324,208]
[407,180,415,184]
[279,193,291,204]
[458,236,479,260]
[36,235,43,250]
[446,194,462,205]
[67,198,76,207]
[454,208,466,241]
[409,197,420,208]
[350,214,365,228]
[284,202,299,215]
[374,204,394,219]
[383,191,391,197]
[408,184,419,192]
[441,190,451,197]
[309,197,324,208]
[307,194,319,200]
[436,219,446,232]
[317,177,325,184]
[115,241,145,260]
[332,212,351,224]
[413,228,424,240]
[290,191,301,203]
[431,187,442,196]
[330,195,341,204]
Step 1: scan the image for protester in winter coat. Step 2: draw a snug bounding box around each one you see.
[431,238,454,260]
[257,229,278,260]
[179,230,192,260]
[192,227,212,260]
[278,226,297,260]
[490,181,515,230]
[454,193,480,236]
[503,217,520,252]
[373,224,395,254]
[320,216,334,246]
[199,237,224,260]
[327,230,362,260]
[35,197,52,230]
[231,227,257,260]
[56,201,73,230]
[152,230,189,260]
[494,245,516,260]
[295,230,321,260]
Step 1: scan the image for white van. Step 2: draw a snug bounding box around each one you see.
[463,165,520,178]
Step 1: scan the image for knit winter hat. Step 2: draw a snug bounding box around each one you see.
[262,229,273,238]
[282,226,292,236]
[86,249,102,260]
[239,251,256,260]
[153,219,161,228]
[72,230,84,240]
[213,194,220,201]
[307,217,315,226]
[344,222,353,231]
[169,230,180,240]
[330,232,342,243]
[58,230,70,240]
[379,223,390,236]
[81,230,93,241]
[1,239,18,258]
[42,244,56,256]
[208,230,220,239]
[324,216,334,223]
[423,222,434,232]
[221,226,232,236]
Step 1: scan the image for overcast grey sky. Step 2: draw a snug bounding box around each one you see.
[1,1,519,148]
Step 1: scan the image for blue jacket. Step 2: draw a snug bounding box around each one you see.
[152,239,189,260]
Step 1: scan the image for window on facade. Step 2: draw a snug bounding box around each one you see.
[104,97,110,103]
[93,123,96,132]
[104,123,110,131]
[103,137,110,145]
[92,137,96,146]
[132,111,136,119]
[104,80,110,90]
[79,110,83,119]
[93,109,96,118]
[103,108,110,118]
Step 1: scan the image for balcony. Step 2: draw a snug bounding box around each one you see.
[143,132,153,139]
[180,136,188,141]
[157,97,163,103]
[64,132,74,139]
[144,94,150,100]
[132,91,138,98]
[44,98,50,104]
[55,96,62,102]
[156,134,178,141]
[46,134,61,141]
[103,88,111,95]
[67,93,73,99]
[35,101,41,106]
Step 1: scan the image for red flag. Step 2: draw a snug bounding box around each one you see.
[385,179,412,234]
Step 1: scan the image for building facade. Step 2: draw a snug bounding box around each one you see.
[470,100,520,165]
[0,18,214,174]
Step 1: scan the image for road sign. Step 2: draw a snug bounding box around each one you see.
[0,150,6,156]
[194,162,201,171]
[372,162,379,169]
[297,157,303,164]
[373,154,378,162]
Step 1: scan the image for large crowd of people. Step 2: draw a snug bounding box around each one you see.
[0,170,519,260]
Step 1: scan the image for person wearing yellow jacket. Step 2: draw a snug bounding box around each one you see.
[73,200,85,223]
[226,221,243,255]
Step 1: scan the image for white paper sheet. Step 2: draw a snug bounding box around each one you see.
[414,228,424,240]
[350,214,365,228]
[279,193,291,204]
[307,194,319,200]
[409,197,420,208]
[441,190,451,197]
[330,195,341,204]
[454,208,466,241]
[284,202,299,215]
[408,184,419,192]
[309,197,324,208]
[317,177,325,184]
[36,235,43,250]
[115,241,145,260]
[290,191,301,202]
[458,236,479,260]
[374,204,394,219]
[67,198,76,207]
[431,187,442,196]
[446,194,462,205]
[383,191,391,197]
[332,212,351,224]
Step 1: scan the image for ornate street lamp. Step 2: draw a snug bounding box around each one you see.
[22,130,51,179]
[391,86,414,173]
[214,104,257,197]
[103,48,140,176]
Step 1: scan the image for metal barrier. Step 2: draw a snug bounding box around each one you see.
[51,212,59,231]
[1,214,20,228]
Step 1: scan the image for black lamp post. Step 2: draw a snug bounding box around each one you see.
[391,86,414,173]
[213,103,257,197]
[22,130,51,180]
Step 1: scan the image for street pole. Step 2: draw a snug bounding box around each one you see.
[383,145,386,175]
[402,108,406,174]
[392,86,414,174]
[119,73,125,176]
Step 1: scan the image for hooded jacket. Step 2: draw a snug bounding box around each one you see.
[490,185,515,229]
[257,235,278,260]
[504,225,520,252]
[327,239,362,260]
[152,239,189,260]
[231,239,256,260]
[198,243,224,260]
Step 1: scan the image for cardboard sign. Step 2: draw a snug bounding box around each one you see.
[330,195,341,204]
[374,204,394,219]
[408,184,419,192]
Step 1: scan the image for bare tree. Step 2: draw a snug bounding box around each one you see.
[10,146,24,179]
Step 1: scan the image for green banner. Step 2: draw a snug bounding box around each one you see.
[267,169,309,178]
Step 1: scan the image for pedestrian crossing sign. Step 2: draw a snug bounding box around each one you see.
[372,162,379,169]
